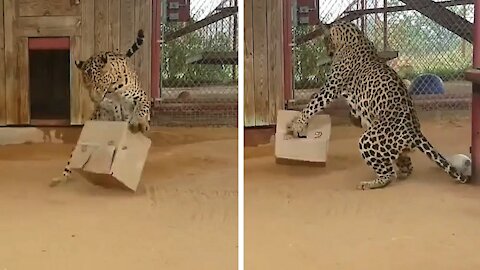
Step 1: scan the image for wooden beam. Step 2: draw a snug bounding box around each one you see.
[17,37,30,124]
[94,0,109,53]
[75,0,95,124]
[164,7,238,42]
[4,0,18,124]
[267,0,284,124]
[186,51,238,65]
[0,0,5,125]
[109,0,121,50]
[296,0,473,45]
[120,0,135,54]
[18,0,81,17]
[252,0,269,126]
[342,0,473,22]
[16,16,81,37]
[134,0,152,99]
[244,0,255,127]
[400,0,473,43]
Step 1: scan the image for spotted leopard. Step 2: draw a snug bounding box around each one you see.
[50,30,145,187]
[288,21,470,189]
[74,29,149,133]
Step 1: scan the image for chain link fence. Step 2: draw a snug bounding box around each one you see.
[153,0,238,127]
[292,0,473,119]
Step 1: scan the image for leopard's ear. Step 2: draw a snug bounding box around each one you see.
[75,60,84,69]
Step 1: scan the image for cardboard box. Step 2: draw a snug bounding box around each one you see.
[69,121,151,192]
[275,110,331,166]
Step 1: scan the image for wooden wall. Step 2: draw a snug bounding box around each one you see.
[0,0,152,126]
[244,0,285,127]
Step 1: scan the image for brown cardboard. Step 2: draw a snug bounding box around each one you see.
[69,121,151,192]
[275,110,331,164]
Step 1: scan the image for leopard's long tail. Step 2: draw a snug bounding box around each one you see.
[125,29,145,57]
[414,133,470,184]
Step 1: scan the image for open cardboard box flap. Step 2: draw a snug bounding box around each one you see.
[275,110,331,163]
[276,110,331,141]
[69,121,151,192]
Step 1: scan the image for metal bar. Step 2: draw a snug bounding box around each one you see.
[296,0,473,45]
[472,0,480,183]
[400,0,473,42]
[164,6,238,42]
[344,0,473,18]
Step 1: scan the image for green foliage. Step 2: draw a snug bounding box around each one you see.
[293,10,473,90]
[161,21,237,88]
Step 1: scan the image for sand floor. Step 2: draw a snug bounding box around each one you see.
[0,128,238,270]
[245,117,480,270]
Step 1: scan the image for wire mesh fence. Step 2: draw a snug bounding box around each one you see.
[292,0,473,117]
[153,0,238,127]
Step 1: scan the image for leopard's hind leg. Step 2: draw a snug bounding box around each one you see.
[50,107,106,187]
[50,153,74,187]
[356,120,412,190]
[395,150,413,180]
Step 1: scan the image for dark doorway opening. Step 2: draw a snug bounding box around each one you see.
[28,37,70,125]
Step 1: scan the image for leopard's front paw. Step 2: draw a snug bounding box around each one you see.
[286,117,307,138]
[128,116,150,134]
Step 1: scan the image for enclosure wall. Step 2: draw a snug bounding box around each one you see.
[0,0,152,126]
[244,0,285,127]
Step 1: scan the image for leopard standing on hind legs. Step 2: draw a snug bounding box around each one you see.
[50,29,148,187]
[287,21,470,190]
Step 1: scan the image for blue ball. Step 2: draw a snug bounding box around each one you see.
[410,74,445,95]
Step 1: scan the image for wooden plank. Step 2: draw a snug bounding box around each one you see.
[252,0,269,126]
[134,0,152,98]
[4,0,18,124]
[17,37,30,124]
[74,0,94,124]
[267,0,284,124]
[70,35,90,124]
[109,0,121,50]
[0,0,3,48]
[18,0,81,17]
[94,0,109,53]
[81,0,94,58]
[120,0,135,54]
[0,0,5,125]
[17,16,81,37]
[244,0,255,127]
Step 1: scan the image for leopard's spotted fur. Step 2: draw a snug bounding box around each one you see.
[74,29,150,133]
[288,21,470,189]
[50,30,145,187]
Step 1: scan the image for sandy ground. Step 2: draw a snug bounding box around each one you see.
[245,117,480,270]
[0,128,238,270]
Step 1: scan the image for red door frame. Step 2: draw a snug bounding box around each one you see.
[29,37,70,50]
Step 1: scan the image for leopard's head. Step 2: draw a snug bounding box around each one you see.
[75,54,109,87]
[322,21,365,55]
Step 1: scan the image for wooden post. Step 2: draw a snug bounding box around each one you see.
[471,0,480,183]
[283,0,293,103]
